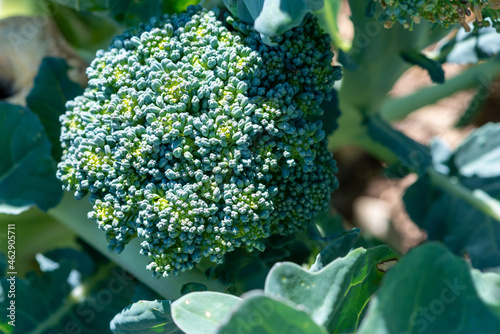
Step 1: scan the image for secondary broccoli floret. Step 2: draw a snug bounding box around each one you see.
[378,0,500,31]
[57,5,341,277]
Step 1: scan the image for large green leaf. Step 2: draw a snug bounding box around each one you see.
[0,253,6,277]
[49,0,198,28]
[218,292,328,334]
[404,123,500,269]
[49,0,110,11]
[439,26,500,64]
[367,115,432,175]
[48,4,122,53]
[171,292,242,334]
[0,248,137,334]
[452,123,500,178]
[26,57,83,161]
[309,228,360,272]
[400,51,445,84]
[471,268,500,318]
[111,300,181,334]
[222,0,324,44]
[265,246,398,333]
[207,234,311,295]
[0,103,62,213]
[357,243,500,333]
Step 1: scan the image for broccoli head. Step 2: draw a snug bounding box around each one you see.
[378,0,500,30]
[57,5,341,277]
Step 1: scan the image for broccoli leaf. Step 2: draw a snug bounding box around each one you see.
[0,253,6,278]
[111,300,181,334]
[50,0,199,27]
[357,243,500,333]
[222,0,324,43]
[439,25,500,64]
[49,0,110,12]
[452,123,500,178]
[404,123,500,269]
[0,103,62,214]
[309,228,360,272]
[401,51,445,84]
[0,248,137,334]
[27,57,83,161]
[218,292,328,334]
[471,268,500,318]
[367,115,432,174]
[265,246,398,333]
[172,292,242,334]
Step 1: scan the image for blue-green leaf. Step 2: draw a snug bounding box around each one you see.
[254,0,324,37]
[265,246,398,333]
[404,123,500,269]
[26,57,83,161]
[171,292,242,334]
[401,51,445,84]
[471,268,500,318]
[309,228,360,272]
[367,115,432,174]
[222,0,324,44]
[218,292,328,334]
[0,253,6,278]
[357,243,500,333]
[0,248,137,334]
[0,103,62,213]
[50,0,199,27]
[452,123,500,178]
[111,300,181,334]
[440,26,500,64]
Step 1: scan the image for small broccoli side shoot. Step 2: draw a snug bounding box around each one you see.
[378,0,500,31]
[57,5,342,277]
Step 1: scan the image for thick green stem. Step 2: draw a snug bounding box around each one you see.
[381,58,500,121]
[325,0,449,161]
[427,167,500,222]
[48,192,226,300]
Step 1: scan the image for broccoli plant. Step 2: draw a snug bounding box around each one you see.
[1,0,500,333]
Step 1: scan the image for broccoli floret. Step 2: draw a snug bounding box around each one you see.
[378,0,500,31]
[57,5,341,277]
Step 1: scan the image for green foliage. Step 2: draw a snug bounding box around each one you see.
[206,234,312,294]
[265,246,398,333]
[172,292,242,334]
[439,26,500,64]
[168,244,397,333]
[27,57,84,161]
[110,300,181,334]
[49,0,199,26]
[309,228,360,272]
[222,0,325,44]
[0,253,6,277]
[376,0,500,29]
[404,123,500,269]
[0,103,62,214]
[218,292,328,334]
[0,248,137,334]
[357,243,500,333]
[367,115,432,174]
[400,50,445,84]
